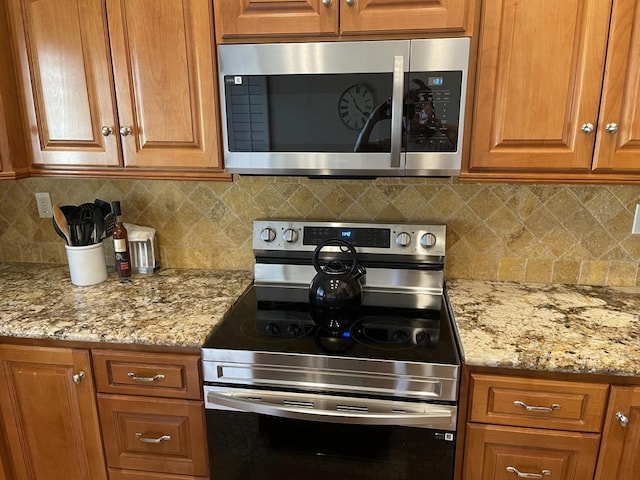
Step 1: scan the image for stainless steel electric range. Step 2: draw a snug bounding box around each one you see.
[202,220,462,480]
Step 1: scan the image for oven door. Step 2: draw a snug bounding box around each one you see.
[204,386,456,480]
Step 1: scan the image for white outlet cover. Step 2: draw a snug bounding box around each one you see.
[633,204,640,235]
[35,192,53,218]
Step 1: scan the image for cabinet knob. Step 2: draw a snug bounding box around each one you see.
[506,466,551,478]
[580,123,594,134]
[72,371,86,384]
[120,126,132,137]
[322,0,332,5]
[101,126,113,136]
[616,411,629,427]
[605,122,618,134]
[345,0,355,5]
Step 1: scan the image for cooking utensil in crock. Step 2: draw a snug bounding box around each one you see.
[52,205,72,245]
[309,239,366,310]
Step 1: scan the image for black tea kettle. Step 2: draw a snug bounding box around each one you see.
[309,239,366,310]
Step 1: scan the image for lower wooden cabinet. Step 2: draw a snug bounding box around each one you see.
[0,345,107,480]
[98,395,208,477]
[463,373,607,480]
[93,350,209,480]
[465,424,600,480]
[594,386,640,480]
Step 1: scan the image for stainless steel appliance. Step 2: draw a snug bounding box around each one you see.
[218,39,470,177]
[202,220,462,480]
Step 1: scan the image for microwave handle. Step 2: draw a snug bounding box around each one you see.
[390,55,404,168]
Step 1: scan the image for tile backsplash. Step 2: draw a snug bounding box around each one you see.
[1,176,639,286]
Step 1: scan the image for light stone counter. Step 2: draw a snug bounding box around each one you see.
[446,279,640,377]
[0,263,253,348]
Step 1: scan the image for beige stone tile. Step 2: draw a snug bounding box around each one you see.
[552,260,580,284]
[497,257,526,282]
[607,262,638,287]
[579,261,609,286]
[524,259,553,283]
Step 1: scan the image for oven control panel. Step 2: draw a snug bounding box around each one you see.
[253,220,446,257]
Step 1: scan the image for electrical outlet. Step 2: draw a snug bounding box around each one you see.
[35,192,53,218]
[633,204,640,235]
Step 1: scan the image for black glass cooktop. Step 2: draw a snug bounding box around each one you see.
[204,286,460,366]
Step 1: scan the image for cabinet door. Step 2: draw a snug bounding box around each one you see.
[468,0,612,174]
[7,0,121,168]
[0,345,107,480]
[340,0,470,35]
[592,0,640,172]
[594,386,640,480]
[106,0,222,170]
[465,424,600,480]
[213,0,338,41]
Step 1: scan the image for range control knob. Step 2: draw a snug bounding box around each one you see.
[260,227,276,243]
[420,233,437,249]
[395,231,412,248]
[282,228,299,243]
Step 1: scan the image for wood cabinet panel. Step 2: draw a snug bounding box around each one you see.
[213,0,472,42]
[92,350,201,399]
[469,374,608,432]
[340,0,468,35]
[106,0,222,170]
[594,386,640,480]
[464,423,600,480]
[7,0,121,168]
[214,0,338,39]
[109,469,208,480]
[0,0,29,180]
[0,345,107,480]
[592,0,640,172]
[468,0,611,173]
[98,394,208,477]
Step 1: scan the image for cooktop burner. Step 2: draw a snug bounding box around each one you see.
[204,286,459,366]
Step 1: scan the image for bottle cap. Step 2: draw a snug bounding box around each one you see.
[111,201,122,216]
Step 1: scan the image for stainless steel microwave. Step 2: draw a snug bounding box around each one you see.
[217,38,470,177]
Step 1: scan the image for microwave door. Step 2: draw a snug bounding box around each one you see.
[404,38,470,176]
[218,41,410,176]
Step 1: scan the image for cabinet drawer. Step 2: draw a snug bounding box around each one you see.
[469,374,608,432]
[98,394,208,477]
[109,468,208,480]
[92,350,201,399]
[465,423,600,480]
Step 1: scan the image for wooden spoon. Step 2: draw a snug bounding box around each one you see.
[52,204,73,245]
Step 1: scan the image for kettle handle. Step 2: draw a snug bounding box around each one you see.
[312,239,359,276]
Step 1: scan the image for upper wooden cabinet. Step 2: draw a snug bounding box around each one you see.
[213,0,474,42]
[6,0,227,180]
[464,0,640,183]
[0,0,29,180]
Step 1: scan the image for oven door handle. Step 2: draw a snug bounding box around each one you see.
[206,389,455,429]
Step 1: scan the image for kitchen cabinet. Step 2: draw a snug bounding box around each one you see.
[0,344,108,480]
[213,0,475,42]
[93,350,209,480]
[462,374,608,480]
[6,0,228,180]
[0,0,29,180]
[464,0,640,183]
[594,386,640,480]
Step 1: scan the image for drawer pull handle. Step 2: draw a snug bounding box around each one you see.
[127,372,165,383]
[506,466,551,478]
[513,400,561,413]
[135,432,171,444]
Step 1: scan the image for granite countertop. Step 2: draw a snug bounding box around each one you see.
[447,279,640,377]
[0,263,253,348]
